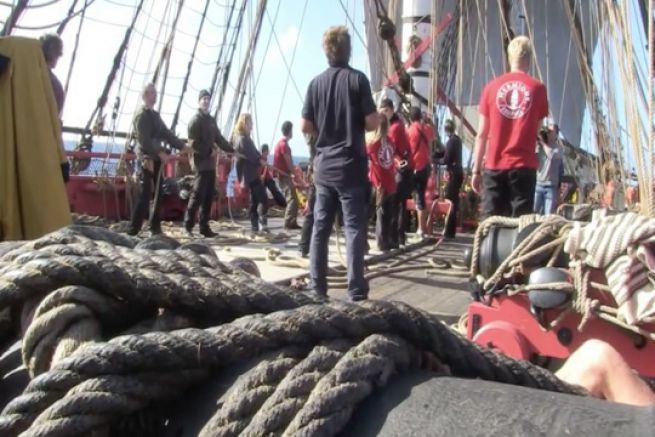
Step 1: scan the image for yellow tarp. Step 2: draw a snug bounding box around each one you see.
[0,36,71,241]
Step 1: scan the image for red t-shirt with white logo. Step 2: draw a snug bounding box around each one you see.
[479,71,549,170]
[367,136,397,194]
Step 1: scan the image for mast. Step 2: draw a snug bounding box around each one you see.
[401,0,432,111]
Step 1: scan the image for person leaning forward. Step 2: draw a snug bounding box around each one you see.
[128,83,188,236]
[301,26,379,301]
[184,89,234,238]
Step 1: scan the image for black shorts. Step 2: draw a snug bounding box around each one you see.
[481,168,536,219]
[413,165,431,210]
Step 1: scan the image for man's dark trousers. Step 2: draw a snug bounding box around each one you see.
[299,184,316,256]
[481,168,536,219]
[130,160,163,233]
[390,170,412,247]
[444,170,463,237]
[310,183,368,300]
[375,190,394,251]
[184,170,216,232]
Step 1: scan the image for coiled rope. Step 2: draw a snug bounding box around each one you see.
[0,225,586,436]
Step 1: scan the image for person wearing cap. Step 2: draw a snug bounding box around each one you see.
[128,83,189,236]
[379,98,411,248]
[183,88,234,237]
[534,123,563,214]
[441,119,463,238]
[407,106,434,238]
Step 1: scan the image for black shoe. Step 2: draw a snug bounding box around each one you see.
[150,227,163,236]
[127,227,140,236]
[200,228,218,238]
[183,227,194,237]
[285,223,301,230]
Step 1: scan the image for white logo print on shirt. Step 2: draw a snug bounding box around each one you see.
[378,140,393,169]
[495,81,533,119]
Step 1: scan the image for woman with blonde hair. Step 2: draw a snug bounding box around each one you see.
[233,113,268,235]
[366,112,396,251]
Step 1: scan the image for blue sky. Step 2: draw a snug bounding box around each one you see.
[1,0,370,159]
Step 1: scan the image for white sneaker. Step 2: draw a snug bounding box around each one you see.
[416,229,425,239]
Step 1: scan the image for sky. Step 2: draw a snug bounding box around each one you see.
[0,0,370,159]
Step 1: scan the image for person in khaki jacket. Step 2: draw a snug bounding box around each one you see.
[128,83,189,236]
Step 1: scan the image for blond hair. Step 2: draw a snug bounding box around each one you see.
[322,26,351,66]
[507,35,532,67]
[366,113,389,145]
[233,113,252,138]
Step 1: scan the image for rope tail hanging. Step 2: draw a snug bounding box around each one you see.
[170,0,211,133]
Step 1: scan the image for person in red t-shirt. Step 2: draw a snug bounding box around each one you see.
[472,35,549,218]
[379,98,411,248]
[274,121,300,230]
[407,107,433,237]
[260,144,286,209]
[367,113,396,251]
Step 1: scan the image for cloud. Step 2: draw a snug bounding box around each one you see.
[264,25,300,65]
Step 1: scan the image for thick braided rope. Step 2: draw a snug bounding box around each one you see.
[1,301,584,437]
[199,348,309,437]
[0,226,322,376]
[0,247,320,328]
[283,334,416,436]
[235,342,353,437]
[22,286,139,377]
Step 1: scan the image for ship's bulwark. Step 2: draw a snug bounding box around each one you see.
[0,37,72,241]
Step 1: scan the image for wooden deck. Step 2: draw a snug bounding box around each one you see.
[207,214,473,323]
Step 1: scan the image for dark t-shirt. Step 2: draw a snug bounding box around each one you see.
[302,65,376,187]
[443,134,463,173]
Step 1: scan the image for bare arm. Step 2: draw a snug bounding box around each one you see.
[472,114,489,174]
[470,114,489,194]
[301,118,315,135]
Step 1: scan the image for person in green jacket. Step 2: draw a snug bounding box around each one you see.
[184,89,234,237]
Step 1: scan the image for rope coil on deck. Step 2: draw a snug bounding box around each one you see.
[0,225,586,436]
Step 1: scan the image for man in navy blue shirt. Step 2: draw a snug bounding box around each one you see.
[301,26,379,301]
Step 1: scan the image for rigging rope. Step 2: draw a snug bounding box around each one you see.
[170,0,211,133]
[214,0,249,121]
[62,0,89,110]
[269,0,308,145]
[82,0,146,134]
